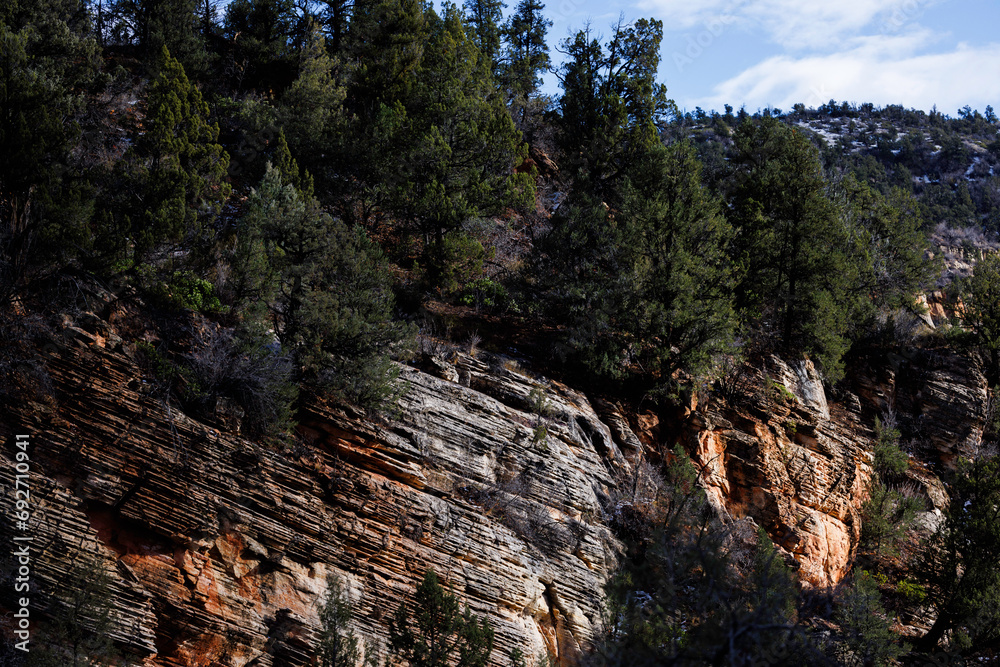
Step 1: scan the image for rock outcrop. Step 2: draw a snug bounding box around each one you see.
[849,346,990,468]
[3,308,991,663]
[681,357,870,587]
[1,324,627,666]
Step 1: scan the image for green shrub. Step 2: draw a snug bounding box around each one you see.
[873,414,908,477]
[388,569,494,667]
[767,378,796,404]
[834,571,906,666]
[135,340,206,402]
[896,579,926,603]
[426,231,488,296]
[459,277,512,313]
[140,268,224,313]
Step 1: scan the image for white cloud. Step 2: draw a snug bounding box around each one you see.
[682,39,1000,114]
[636,0,946,50]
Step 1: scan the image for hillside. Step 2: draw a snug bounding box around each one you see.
[3,0,1000,664]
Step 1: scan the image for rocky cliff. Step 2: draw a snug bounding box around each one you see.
[1,309,988,664]
[1,315,629,666]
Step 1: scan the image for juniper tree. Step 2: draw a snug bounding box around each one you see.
[388,569,494,667]
[105,0,206,72]
[556,18,673,204]
[317,575,361,667]
[727,116,855,379]
[222,0,296,88]
[30,554,123,667]
[239,164,413,408]
[540,22,731,385]
[961,252,1000,383]
[463,0,505,79]
[113,46,230,262]
[918,451,1000,652]
[280,22,345,172]
[833,572,906,667]
[394,4,532,288]
[0,1,101,300]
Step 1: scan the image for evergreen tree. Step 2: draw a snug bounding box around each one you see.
[332,0,534,285]
[318,0,353,52]
[280,22,345,170]
[623,142,736,381]
[241,164,413,407]
[330,0,426,227]
[106,0,206,72]
[6,0,103,90]
[860,415,920,563]
[31,554,123,667]
[501,0,551,127]
[727,116,855,379]
[833,572,906,667]
[918,451,1000,652]
[539,142,735,383]
[556,18,672,204]
[0,1,100,300]
[393,3,532,288]
[591,450,818,666]
[832,174,931,343]
[123,45,230,260]
[222,0,296,88]
[343,0,426,112]
[541,21,728,385]
[388,569,494,667]
[317,574,362,667]
[960,252,1000,382]
[463,0,504,78]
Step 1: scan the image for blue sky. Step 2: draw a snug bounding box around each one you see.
[531,0,1000,116]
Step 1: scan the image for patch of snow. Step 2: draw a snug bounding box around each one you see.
[795,121,840,146]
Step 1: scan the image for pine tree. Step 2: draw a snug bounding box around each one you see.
[463,0,504,79]
[388,569,494,667]
[31,554,123,667]
[918,451,1000,651]
[280,22,344,179]
[539,142,735,384]
[727,116,854,379]
[556,18,673,204]
[344,0,426,112]
[222,0,296,88]
[960,253,1000,382]
[318,0,353,52]
[541,22,728,385]
[330,0,425,227]
[832,174,931,344]
[396,4,532,288]
[834,572,905,667]
[0,2,100,301]
[106,0,206,72]
[624,142,736,381]
[501,0,551,126]
[241,164,413,407]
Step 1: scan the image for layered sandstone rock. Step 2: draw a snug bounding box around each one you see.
[3,307,988,664]
[2,323,627,667]
[682,357,870,588]
[848,346,989,468]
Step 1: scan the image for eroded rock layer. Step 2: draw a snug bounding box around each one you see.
[2,332,626,666]
[2,310,988,663]
[681,357,871,588]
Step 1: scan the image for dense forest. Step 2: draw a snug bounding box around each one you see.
[2,0,1000,663]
